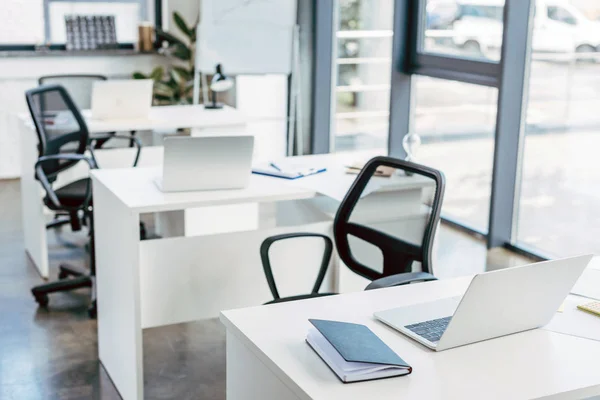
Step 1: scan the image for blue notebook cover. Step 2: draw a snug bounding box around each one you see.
[309,319,411,368]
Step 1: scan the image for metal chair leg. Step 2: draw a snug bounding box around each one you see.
[31,275,92,307]
[58,264,87,279]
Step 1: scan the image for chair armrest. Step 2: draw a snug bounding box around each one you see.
[365,272,437,291]
[35,154,97,209]
[260,233,333,301]
[89,134,142,167]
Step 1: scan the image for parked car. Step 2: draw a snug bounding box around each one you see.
[451,0,600,58]
[426,1,459,30]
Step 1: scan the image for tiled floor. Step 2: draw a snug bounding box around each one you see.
[0,179,532,399]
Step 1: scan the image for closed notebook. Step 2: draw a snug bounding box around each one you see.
[306,319,412,383]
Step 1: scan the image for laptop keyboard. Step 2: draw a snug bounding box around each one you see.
[405,316,452,344]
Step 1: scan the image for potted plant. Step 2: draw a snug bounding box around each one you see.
[133,12,200,105]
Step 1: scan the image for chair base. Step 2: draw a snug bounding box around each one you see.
[46,215,71,230]
[31,263,96,318]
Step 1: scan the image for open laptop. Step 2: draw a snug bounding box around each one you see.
[374,255,593,351]
[154,136,254,192]
[91,79,153,120]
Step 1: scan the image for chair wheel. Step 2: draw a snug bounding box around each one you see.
[58,270,69,280]
[34,293,49,307]
[88,302,97,319]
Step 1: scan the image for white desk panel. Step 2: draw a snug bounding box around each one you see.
[221,276,600,400]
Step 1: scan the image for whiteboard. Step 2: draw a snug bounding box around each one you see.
[196,0,297,75]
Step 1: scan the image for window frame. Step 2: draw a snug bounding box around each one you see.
[404,0,504,88]
[394,0,537,253]
[0,0,162,51]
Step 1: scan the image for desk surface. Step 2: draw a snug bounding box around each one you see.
[221,275,600,400]
[90,153,433,213]
[20,104,247,133]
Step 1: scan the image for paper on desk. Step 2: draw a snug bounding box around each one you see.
[286,171,383,202]
[571,268,600,300]
[543,297,600,342]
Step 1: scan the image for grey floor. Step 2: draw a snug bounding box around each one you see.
[0,179,532,399]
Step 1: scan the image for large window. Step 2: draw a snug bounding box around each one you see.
[423,0,505,61]
[321,0,600,259]
[0,0,152,48]
[333,0,394,153]
[414,77,497,231]
[515,2,600,257]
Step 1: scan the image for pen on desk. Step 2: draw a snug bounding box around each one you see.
[270,162,282,172]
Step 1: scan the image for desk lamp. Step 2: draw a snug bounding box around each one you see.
[205,64,234,109]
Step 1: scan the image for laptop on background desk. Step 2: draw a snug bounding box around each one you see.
[91,79,153,120]
[154,136,255,192]
[374,255,593,351]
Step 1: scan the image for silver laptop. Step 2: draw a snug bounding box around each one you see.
[91,79,153,120]
[154,136,254,192]
[374,255,592,351]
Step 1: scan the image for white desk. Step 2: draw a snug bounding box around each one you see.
[90,154,434,400]
[19,104,247,277]
[82,104,246,134]
[221,275,600,400]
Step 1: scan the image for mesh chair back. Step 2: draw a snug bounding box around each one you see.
[25,85,90,181]
[334,156,445,281]
[39,74,106,110]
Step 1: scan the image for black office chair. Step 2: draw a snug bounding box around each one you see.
[25,84,142,317]
[260,156,445,304]
[39,74,137,149]
[39,75,112,230]
[39,75,106,110]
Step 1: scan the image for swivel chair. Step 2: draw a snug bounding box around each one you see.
[25,84,142,317]
[39,75,111,231]
[38,74,138,149]
[260,156,445,304]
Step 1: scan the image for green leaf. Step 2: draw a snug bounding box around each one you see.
[170,69,184,86]
[172,66,192,82]
[155,27,186,48]
[173,12,193,39]
[154,82,176,98]
[172,43,192,61]
[132,72,147,79]
[155,94,173,101]
[183,86,195,100]
[165,77,179,89]
[190,16,199,43]
[149,66,165,82]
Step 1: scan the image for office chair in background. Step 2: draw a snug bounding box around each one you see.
[39,75,138,149]
[39,75,114,231]
[260,156,445,304]
[25,84,142,317]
